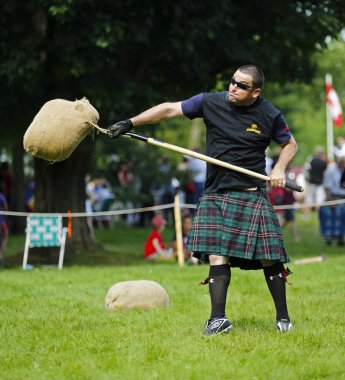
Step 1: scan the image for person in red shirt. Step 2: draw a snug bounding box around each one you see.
[144,214,172,260]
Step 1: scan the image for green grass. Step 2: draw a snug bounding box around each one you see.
[1,212,345,380]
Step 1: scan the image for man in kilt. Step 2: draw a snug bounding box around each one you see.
[108,65,298,335]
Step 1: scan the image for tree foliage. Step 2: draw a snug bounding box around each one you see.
[1,0,345,128]
[263,39,345,163]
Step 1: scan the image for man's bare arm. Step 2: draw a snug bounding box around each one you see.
[131,102,184,127]
[270,136,298,187]
[107,101,184,138]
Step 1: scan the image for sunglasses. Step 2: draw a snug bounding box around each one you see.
[230,77,255,91]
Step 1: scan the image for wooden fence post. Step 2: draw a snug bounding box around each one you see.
[174,194,184,267]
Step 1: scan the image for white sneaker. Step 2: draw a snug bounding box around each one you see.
[277,319,293,332]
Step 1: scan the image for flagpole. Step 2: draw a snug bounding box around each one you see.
[326,73,334,161]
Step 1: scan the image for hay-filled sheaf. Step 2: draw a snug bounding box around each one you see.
[23,97,99,162]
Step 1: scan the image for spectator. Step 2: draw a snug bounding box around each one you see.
[334,136,345,158]
[280,188,300,243]
[24,180,35,212]
[186,148,207,205]
[173,156,194,212]
[171,213,199,264]
[144,214,172,260]
[118,163,134,188]
[303,146,327,217]
[90,179,114,228]
[85,193,94,238]
[117,163,138,224]
[265,147,274,175]
[136,163,155,228]
[153,155,174,222]
[320,156,345,245]
[0,184,9,268]
[268,163,300,242]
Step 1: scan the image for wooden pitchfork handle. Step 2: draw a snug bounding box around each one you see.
[92,124,303,192]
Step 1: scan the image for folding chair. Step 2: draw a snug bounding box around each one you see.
[23,215,68,270]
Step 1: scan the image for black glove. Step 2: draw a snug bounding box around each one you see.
[107,119,133,139]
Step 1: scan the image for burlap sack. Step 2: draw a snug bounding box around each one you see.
[105,280,169,311]
[23,97,99,162]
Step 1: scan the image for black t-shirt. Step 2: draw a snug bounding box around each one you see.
[181,92,292,192]
[309,157,327,185]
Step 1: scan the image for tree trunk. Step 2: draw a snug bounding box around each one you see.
[11,139,26,234]
[34,139,100,252]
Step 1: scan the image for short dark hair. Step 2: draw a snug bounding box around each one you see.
[238,65,265,89]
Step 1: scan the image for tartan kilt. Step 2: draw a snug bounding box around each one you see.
[186,189,290,269]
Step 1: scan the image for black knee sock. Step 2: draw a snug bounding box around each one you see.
[263,263,290,321]
[209,264,231,319]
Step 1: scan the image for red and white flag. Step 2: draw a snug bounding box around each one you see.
[326,76,343,127]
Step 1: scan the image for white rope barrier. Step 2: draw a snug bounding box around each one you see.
[0,199,344,218]
[273,198,345,210]
[0,203,177,218]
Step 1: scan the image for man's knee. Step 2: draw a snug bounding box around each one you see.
[209,255,230,266]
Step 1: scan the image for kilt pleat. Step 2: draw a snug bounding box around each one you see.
[187,189,289,266]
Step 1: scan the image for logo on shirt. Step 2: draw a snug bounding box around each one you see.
[246,124,261,134]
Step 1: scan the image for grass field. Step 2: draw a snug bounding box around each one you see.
[1,212,345,380]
